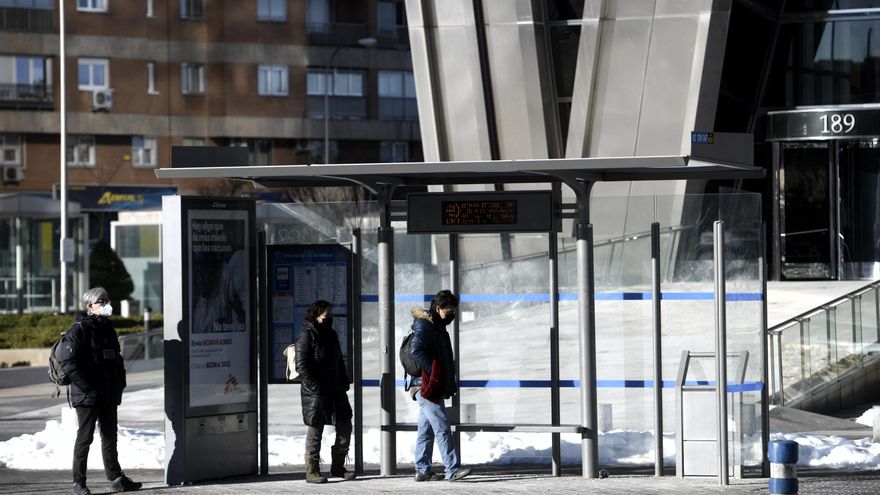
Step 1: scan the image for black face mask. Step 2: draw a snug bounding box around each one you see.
[441,314,455,325]
[322,317,334,328]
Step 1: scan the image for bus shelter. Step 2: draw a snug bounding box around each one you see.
[157,145,765,483]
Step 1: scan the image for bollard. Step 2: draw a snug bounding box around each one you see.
[768,440,798,494]
[143,306,152,360]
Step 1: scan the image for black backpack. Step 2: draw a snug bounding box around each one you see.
[48,322,79,399]
[399,330,422,389]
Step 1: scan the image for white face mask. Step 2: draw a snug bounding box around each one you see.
[99,303,113,317]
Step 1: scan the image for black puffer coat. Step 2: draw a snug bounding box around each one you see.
[294,320,351,427]
[58,312,127,407]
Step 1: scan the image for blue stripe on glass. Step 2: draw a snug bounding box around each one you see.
[358,379,763,392]
[360,292,763,303]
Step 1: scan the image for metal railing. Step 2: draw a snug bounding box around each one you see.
[307,95,367,120]
[0,276,57,313]
[0,6,54,33]
[119,328,164,361]
[0,83,54,110]
[306,22,368,46]
[767,281,880,406]
[377,25,409,48]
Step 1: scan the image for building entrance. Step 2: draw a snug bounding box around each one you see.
[777,140,880,280]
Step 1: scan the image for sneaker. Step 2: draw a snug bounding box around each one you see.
[448,467,472,481]
[109,475,142,492]
[414,471,445,482]
[72,482,91,495]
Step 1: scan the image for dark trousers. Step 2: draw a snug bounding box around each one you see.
[73,403,122,483]
[305,419,352,456]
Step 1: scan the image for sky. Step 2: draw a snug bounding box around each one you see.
[2,387,880,472]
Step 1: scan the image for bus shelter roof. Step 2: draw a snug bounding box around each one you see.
[155,154,764,189]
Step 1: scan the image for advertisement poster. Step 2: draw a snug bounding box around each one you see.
[267,245,352,384]
[187,208,252,407]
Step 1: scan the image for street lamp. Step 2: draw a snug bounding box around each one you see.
[323,37,377,164]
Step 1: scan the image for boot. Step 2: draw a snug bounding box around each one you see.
[330,447,356,480]
[304,453,327,484]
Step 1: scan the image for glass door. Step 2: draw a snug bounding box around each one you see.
[839,140,880,279]
[779,143,834,280]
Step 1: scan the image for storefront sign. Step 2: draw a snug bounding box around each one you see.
[55,185,177,211]
[767,108,880,141]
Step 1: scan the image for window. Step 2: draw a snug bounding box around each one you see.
[181,63,205,94]
[182,137,206,146]
[378,70,415,98]
[180,0,204,19]
[0,55,50,86]
[228,138,272,165]
[307,70,363,96]
[308,139,337,164]
[77,0,106,12]
[132,136,157,167]
[0,134,21,165]
[147,62,158,95]
[66,135,95,167]
[258,64,288,96]
[252,139,272,165]
[77,58,108,91]
[307,0,329,29]
[380,141,409,162]
[378,70,417,120]
[2,1,54,8]
[258,0,285,21]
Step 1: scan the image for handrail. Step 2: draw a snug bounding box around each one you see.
[768,280,880,334]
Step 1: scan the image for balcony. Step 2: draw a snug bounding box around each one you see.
[377,25,409,49]
[378,97,418,121]
[306,22,368,46]
[0,6,55,33]
[0,83,53,110]
[307,95,367,120]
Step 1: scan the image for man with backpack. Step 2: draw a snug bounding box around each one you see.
[407,290,471,482]
[59,287,141,495]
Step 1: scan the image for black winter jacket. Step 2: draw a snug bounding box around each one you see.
[58,312,127,407]
[409,307,456,398]
[294,320,351,427]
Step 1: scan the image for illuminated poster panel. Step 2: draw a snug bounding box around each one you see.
[186,201,256,410]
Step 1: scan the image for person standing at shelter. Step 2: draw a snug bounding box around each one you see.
[409,290,472,482]
[295,300,356,483]
[60,287,142,495]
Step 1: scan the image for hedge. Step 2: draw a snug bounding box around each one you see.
[0,313,163,349]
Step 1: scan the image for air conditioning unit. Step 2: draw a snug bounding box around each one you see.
[3,166,22,184]
[91,89,113,111]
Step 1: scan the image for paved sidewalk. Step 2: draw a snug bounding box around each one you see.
[3,466,880,495]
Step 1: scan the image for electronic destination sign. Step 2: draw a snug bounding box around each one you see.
[408,191,559,234]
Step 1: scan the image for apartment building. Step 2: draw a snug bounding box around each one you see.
[0,0,420,312]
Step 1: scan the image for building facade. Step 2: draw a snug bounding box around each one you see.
[0,0,420,312]
[406,0,880,282]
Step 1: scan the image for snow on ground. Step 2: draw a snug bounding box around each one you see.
[2,387,880,471]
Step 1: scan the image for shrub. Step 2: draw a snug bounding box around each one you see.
[89,240,134,309]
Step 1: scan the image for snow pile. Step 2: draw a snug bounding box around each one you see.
[856,406,878,428]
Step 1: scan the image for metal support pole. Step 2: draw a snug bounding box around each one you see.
[651,222,664,476]
[378,222,396,475]
[143,306,152,360]
[714,220,729,485]
[759,224,770,477]
[550,231,561,476]
[577,222,599,478]
[449,234,461,458]
[352,228,364,474]
[258,231,269,475]
[59,0,68,313]
[15,217,23,314]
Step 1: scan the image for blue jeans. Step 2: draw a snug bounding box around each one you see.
[415,393,460,479]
